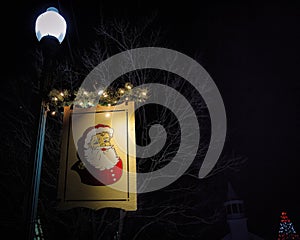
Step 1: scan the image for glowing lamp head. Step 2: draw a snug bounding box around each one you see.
[35,7,67,44]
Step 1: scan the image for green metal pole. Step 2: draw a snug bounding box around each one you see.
[26,100,47,240]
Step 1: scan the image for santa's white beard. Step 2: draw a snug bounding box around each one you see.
[84,146,119,170]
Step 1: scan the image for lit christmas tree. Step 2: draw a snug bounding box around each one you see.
[278,211,300,240]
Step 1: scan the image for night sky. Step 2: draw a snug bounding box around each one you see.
[2,1,300,239]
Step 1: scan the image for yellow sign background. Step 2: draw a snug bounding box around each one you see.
[57,102,137,211]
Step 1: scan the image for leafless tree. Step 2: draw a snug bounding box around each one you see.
[0,14,246,240]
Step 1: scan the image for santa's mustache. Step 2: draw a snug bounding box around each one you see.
[83,146,119,170]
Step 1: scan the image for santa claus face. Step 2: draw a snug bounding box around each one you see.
[89,132,111,148]
[84,133,120,171]
[74,124,123,184]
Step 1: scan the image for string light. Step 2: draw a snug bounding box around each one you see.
[125,82,133,90]
[105,113,111,118]
[277,211,300,240]
[47,83,149,112]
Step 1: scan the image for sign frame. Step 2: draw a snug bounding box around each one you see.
[57,101,137,211]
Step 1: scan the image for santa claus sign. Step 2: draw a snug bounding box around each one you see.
[57,102,137,211]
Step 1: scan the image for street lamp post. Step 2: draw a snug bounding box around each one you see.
[26,7,67,240]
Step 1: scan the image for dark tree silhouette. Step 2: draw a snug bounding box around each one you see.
[0,15,246,240]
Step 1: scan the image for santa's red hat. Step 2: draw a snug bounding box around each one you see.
[83,124,114,148]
